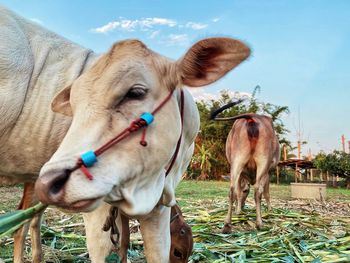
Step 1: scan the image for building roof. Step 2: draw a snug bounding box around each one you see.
[279,159,315,169]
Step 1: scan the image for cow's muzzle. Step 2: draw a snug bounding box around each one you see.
[35,168,71,205]
[35,168,100,211]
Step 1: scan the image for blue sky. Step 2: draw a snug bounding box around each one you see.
[2,0,349,155]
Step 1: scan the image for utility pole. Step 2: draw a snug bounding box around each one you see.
[342,135,345,152]
[283,145,287,161]
[297,107,302,160]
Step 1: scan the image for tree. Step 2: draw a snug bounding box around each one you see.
[195,143,213,180]
[314,151,350,188]
[187,86,290,180]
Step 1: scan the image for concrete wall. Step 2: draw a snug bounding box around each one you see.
[291,183,327,200]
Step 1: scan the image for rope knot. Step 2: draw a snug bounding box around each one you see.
[128,119,147,132]
[127,119,149,147]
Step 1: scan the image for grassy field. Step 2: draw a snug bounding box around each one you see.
[176,181,350,207]
[0,181,349,262]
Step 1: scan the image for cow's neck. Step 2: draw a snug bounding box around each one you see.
[0,22,100,182]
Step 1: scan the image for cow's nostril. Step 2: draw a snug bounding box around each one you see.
[173,248,183,259]
[180,228,186,236]
[49,169,71,196]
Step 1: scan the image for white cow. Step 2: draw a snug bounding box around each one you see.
[0,6,250,262]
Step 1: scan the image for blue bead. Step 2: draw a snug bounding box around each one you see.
[140,112,154,125]
[81,151,97,167]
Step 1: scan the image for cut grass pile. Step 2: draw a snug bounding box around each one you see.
[185,200,350,262]
[0,182,349,262]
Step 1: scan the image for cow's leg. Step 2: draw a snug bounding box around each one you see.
[13,183,39,263]
[241,181,250,211]
[24,183,43,263]
[254,163,270,229]
[222,185,234,234]
[263,182,272,212]
[139,205,171,263]
[83,202,114,263]
[233,170,245,215]
[13,200,43,263]
[29,210,44,263]
[117,214,130,263]
[223,163,243,234]
[13,223,30,263]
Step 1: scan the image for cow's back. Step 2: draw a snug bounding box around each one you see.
[253,116,279,163]
[226,115,279,167]
[0,6,97,182]
[0,7,34,138]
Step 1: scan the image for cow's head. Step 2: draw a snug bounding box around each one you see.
[35,38,250,215]
[170,205,193,263]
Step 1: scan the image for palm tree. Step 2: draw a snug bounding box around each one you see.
[196,143,213,180]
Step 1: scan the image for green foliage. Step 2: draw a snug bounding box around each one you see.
[187,86,290,180]
[270,169,296,184]
[314,151,350,183]
[314,151,350,178]
[0,202,47,238]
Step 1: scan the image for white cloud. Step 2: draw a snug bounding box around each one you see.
[30,18,43,24]
[185,22,208,30]
[167,34,189,46]
[212,17,220,23]
[91,17,177,33]
[92,21,120,33]
[189,89,251,103]
[141,18,177,28]
[91,17,212,35]
[149,30,161,39]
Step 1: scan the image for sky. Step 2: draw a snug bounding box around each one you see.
[1,0,349,156]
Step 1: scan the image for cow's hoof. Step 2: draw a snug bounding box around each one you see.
[256,221,263,230]
[222,224,232,234]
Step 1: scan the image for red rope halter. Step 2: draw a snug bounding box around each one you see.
[75,89,184,180]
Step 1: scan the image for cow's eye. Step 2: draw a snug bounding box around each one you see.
[125,86,147,99]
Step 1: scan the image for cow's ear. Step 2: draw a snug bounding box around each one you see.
[51,85,72,116]
[178,37,250,87]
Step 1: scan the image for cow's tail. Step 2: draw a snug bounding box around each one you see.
[209,99,245,121]
[210,102,259,150]
[210,100,259,151]
[246,117,259,153]
[215,114,259,152]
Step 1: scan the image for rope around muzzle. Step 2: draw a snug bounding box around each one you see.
[75,89,183,180]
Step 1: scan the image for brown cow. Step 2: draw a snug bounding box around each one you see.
[106,204,193,263]
[211,110,280,231]
[169,204,193,262]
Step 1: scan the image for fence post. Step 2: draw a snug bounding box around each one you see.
[310,169,314,182]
